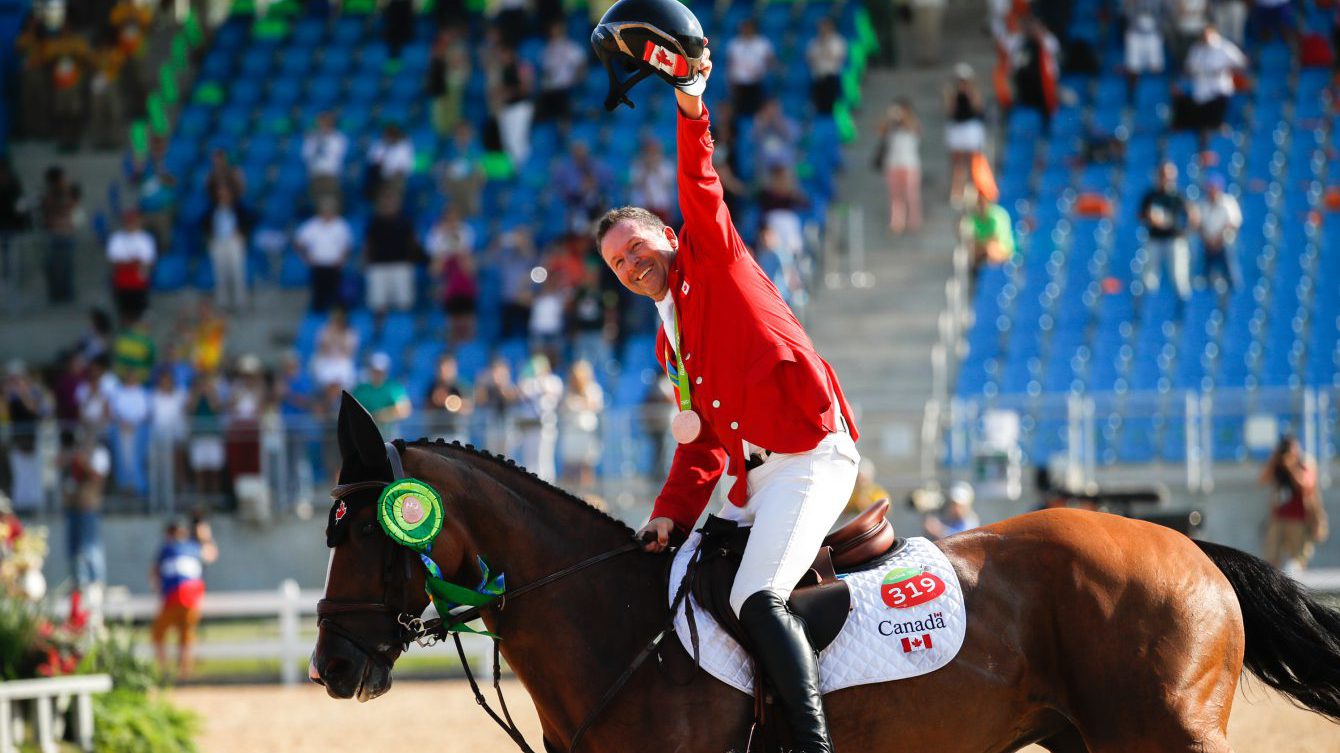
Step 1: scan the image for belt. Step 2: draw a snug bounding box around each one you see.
[743,414,849,472]
[744,450,771,472]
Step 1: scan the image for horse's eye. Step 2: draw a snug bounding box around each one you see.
[360,521,377,537]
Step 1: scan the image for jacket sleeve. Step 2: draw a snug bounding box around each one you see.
[651,420,728,535]
[676,106,746,263]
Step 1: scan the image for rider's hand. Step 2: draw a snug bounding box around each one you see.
[675,46,711,118]
[636,517,677,553]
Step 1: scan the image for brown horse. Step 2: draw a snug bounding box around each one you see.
[311,394,1340,752]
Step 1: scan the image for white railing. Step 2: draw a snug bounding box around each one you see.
[0,674,112,753]
[945,386,1339,491]
[101,581,492,686]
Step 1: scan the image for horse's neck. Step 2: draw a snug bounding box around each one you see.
[460,473,666,740]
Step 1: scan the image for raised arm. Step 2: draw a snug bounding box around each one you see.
[674,50,746,262]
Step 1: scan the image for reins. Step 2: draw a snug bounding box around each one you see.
[319,441,692,753]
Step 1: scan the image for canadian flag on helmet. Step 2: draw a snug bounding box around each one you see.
[643,41,689,78]
[900,634,934,654]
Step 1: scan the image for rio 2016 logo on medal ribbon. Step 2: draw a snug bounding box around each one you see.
[880,566,946,609]
[377,479,444,552]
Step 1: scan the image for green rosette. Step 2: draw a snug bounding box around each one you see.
[377,479,444,552]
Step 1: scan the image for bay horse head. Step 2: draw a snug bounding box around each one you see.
[308,392,465,701]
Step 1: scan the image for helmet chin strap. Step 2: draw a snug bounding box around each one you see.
[602,61,655,111]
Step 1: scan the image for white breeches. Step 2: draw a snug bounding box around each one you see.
[722,430,860,617]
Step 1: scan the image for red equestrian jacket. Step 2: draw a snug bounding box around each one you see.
[648,106,859,535]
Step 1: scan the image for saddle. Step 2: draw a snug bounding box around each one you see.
[687,499,900,655]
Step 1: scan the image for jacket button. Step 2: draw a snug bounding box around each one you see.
[695,376,702,385]
[730,421,739,430]
[712,400,720,408]
[685,353,691,360]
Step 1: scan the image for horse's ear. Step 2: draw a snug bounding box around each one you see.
[337,391,391,478]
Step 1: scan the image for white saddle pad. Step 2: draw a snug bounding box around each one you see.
[668,534,967,695]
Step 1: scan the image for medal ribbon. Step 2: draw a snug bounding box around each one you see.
[669,307,691,412]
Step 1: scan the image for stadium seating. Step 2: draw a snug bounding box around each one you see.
[145,1,874,475]
[955,0,1339,467]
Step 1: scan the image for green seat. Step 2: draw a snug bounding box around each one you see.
[481,152,515,181]
[192,82,226,106]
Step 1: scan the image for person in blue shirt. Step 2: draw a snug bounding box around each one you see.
[150,518,217,678]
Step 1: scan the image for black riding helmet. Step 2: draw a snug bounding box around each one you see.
[590,0,707,111]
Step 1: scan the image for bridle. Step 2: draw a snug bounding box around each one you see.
[314,441,688,753]
[315,445,424,663]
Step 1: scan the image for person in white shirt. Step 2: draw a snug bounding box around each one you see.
[489,42,535,167]
[295,198,354,312]
[513,353,563,483]
[148,368,187,512]
[726,18,774,117]
[302,112,348,208]
[106,210,156,323]
[1195,174,1242,293]
[203,183,251,311]
[880,100,921,235]
[312,308,359,390]
[805,17,846,115]
[528,277,567,364]
[367,123,416,198]
[536,22,586,121]
[1124,0,1167,78]
[630,139,676,222]
[1183,24,1247,146]
[109,372,151,495]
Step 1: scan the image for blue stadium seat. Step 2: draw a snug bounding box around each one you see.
[198,48,235,82]
[452,340,491,383]
[230,79,264,108]
[176,104,214,139]
[279,251,310,288]
[292,18,326,47]
[346,72,383,102]
[268,77,304,107]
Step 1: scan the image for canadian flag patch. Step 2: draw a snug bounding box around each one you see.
[643,41,689,77]
[334,500,348,523]
[900,633,934,654]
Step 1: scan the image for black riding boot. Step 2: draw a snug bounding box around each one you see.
[738,590,835,753]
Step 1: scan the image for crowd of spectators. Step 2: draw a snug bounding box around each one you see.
[91,2,833,333]
[0,293,669,515]
[16,0,179,151]
[3,0,862,512]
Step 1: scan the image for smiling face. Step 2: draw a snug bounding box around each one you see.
[599,217,678,301]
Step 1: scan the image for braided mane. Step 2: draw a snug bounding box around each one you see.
[405,438,636,536]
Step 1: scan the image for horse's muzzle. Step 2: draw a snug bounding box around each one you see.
[310,630,394,702]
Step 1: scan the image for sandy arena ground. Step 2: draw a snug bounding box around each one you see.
[172,679,1340,753]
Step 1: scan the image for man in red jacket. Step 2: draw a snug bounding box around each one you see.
[597,49,859,753]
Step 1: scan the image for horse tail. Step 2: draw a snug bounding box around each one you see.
[1193,539,1340,722]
